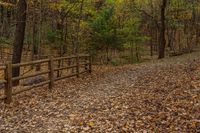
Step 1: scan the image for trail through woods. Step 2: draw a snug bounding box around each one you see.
[1,52,200,132]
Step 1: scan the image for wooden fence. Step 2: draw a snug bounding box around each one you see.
[0,54,92,104]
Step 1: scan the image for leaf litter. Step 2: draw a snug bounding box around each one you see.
[1,52,200,132]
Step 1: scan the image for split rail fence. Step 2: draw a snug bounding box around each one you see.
[0,54,92,104]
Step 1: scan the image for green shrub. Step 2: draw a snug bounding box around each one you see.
[110,59,120,66]
[46,29,58,43]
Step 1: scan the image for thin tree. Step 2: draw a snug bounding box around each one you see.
[74,0,84,54]
[12,0,27,85]
[158,0,167,59]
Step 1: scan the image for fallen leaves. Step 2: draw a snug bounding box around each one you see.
[1,52,200,132]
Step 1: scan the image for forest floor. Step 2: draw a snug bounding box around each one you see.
[1,52,200,132]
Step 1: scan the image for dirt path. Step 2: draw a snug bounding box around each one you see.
[1,53,200,132]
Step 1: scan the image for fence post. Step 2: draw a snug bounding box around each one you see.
[48,56,54,90]
[76,55,80,78]
[5,62,12,104]
[89,55,92,73]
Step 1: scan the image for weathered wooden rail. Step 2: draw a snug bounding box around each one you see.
[0,54,92,104]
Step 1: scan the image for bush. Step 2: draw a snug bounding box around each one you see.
[46,29,58,43]
[110,59,120,66]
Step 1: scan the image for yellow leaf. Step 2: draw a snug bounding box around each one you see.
[88,121,94,127]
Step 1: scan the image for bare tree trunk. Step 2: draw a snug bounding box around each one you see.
[150,29,153,56]
[12,0,27,86]
[130,42,134,63]
[0,6,4,36]
[135,43,140,62]
[195,26,199,47]
[73,0,84,54]
[32,0,40,71]
[158,0,167,59]
[106,46,109,64]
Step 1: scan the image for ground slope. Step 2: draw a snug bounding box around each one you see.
[1,52,200,132]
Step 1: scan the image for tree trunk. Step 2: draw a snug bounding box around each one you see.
[73,0,84,54]
[130,42,134,63]
[106,46,110,64]
[0,6,4,35]
[12,0,27,86]
[158,0,167,59]
[150,29,153,56]
[32,0,40,71]
[135,43,140,62]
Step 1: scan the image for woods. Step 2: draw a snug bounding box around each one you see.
[1,0,200,132]
[0,0,199,65]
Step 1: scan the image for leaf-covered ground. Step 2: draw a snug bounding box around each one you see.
[1,53,200,132]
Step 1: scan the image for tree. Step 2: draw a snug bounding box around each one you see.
[12,0,27,85]
[89,5,120,62]
[0,0,200,68]
[158,0,167,59]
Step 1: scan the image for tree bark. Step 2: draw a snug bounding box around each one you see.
[158,0,167,59]
[73,0,84,54]
[12,0,27,86]
[0,6,4,35]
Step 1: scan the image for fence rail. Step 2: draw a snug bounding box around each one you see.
[0,54,92,104]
